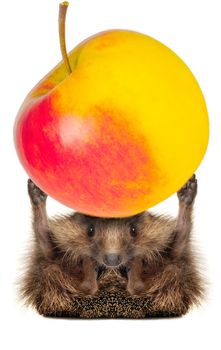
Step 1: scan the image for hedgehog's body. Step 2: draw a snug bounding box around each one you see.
[21,175,204,317]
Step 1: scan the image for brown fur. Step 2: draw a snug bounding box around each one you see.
[20,175,205,317]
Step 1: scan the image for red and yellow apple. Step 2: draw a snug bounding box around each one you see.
[14,28,209,217]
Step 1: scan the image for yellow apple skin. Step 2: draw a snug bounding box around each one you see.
[14,29,209,217]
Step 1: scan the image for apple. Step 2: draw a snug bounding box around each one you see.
[14,2,209,217]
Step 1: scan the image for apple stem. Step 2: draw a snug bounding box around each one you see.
[59,2,72,74]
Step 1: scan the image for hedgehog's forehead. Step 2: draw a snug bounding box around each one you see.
[74,211,145,226]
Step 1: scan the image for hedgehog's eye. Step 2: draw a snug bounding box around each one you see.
[87,224,95,237]
[130,224,137,237]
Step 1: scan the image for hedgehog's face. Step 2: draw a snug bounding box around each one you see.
[73,211,146,267]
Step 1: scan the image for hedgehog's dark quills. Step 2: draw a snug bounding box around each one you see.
[20,175,204,318]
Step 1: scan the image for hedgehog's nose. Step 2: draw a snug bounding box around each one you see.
[104,253,122,267]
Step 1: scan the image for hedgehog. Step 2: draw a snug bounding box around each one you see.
[20,175,204,317]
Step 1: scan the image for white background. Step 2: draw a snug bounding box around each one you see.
[0,0,220,349]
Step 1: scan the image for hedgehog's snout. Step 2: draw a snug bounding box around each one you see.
[103,253,122,267]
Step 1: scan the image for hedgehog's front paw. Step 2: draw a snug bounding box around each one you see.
[28,179,47,206]
[79,279,98,296]
[177,174,197,207]
[127,277,146,296]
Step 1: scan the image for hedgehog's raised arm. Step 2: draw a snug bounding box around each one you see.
[171,174,197,258]
[28,179,54,259]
